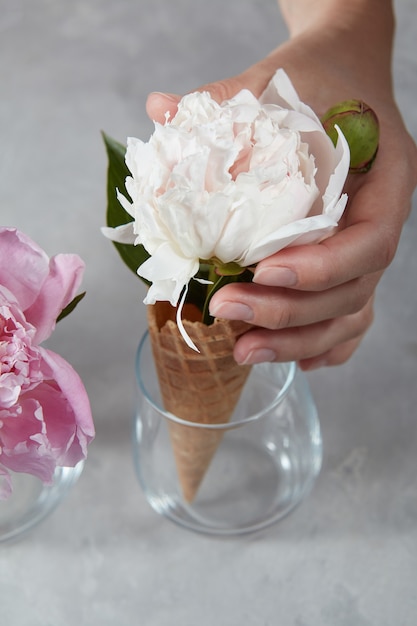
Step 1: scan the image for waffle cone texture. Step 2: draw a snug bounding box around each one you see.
[147,302,252,502]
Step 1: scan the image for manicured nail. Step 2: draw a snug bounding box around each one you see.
[237,348,277,365]
[254,266,297,287]
[209,301,253,321]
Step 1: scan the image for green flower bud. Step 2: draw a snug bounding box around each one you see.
[321,100,379,173]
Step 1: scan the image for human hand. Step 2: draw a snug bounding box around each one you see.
[146,7,417,370]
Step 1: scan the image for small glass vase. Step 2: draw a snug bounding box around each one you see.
[133,332,322,536]
[0,462,84,544]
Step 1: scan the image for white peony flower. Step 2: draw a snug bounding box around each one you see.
[103,69,350,348]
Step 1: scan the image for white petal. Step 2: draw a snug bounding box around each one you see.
[260,69,322,126]
[322,126,350,213]
[176,285,200,352]
[116,189,135,217]
[138,242,199,306]
[194,277,213,285]
[240,209,344,267]
[101,223,136,244]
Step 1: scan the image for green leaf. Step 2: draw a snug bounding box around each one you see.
[56,291,86,323]
[102,131,150,281]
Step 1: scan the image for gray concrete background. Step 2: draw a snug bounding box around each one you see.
[1,1,416,624]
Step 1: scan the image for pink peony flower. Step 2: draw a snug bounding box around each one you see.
[0,228,95,499]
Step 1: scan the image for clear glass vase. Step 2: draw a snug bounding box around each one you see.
[133,331,322,536]
[0,462,84,544]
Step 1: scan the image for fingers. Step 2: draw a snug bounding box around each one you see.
[209,261,379,369]
[209,272,381,331]
[299,336,366,370]
[253,222,394,293]
[232,296,375,367]
[254,121,417,293]
[254,178,405,294]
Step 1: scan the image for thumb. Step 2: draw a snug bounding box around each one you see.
[146,69,266,124]
[146,92,181,124]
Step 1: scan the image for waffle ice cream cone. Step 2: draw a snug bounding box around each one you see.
[147,301,252,502]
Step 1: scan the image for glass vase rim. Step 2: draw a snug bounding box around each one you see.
[135,330,297,430]
[0,461,85,544]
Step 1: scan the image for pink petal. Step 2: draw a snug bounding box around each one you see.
[25,254,85,344]
[0,228,49,311]
[0,398,57,484]
[39,347,95,462]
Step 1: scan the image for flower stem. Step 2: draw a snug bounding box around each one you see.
[202,270,228,325]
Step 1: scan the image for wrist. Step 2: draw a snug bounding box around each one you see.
[250,0,395,114]
[278,0,394,40]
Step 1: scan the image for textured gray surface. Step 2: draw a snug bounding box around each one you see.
[1,1,416,624]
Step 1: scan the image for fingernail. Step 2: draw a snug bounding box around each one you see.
[209,301,253,321]
[254,267,297,287]
[149,91,180,103]
[237,348,277,365]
